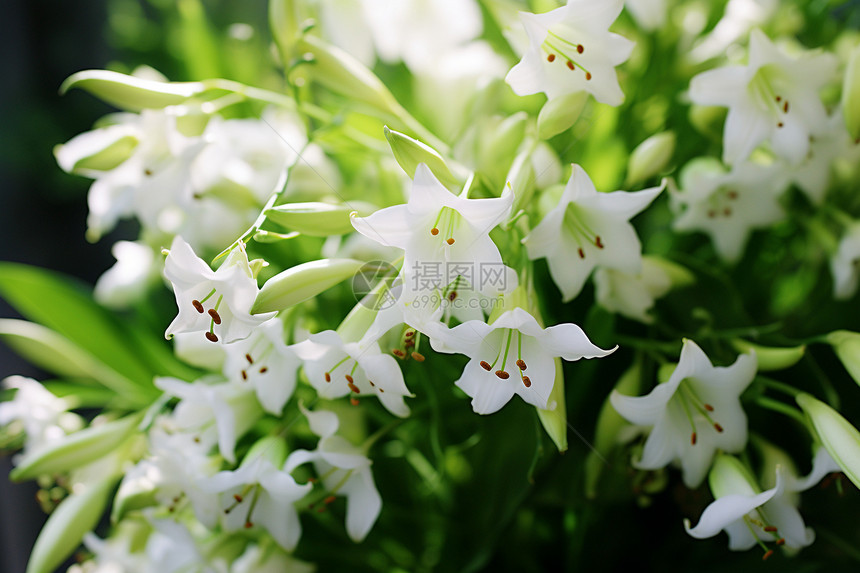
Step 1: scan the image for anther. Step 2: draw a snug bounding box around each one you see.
[245,353,254,364]
[775,96,781,102]
[762,550,774,561]
[585,72,592,81]
[763,526,778,532]
[348,382,360,394]
[567,60,575,71]
[324,372,331,382]
[516,359,527,371]
[495,370,510,379]
[192,300,205,313]
[446,238,455,245]
[144,168,153,176]
[727,191,738,200]
[480,361,492,371]
[723,208,732,217]
[714,423,724,433]
[448,291,457,301]
[691,432,697,445]
[775,538,785,546]
[233,494,244,503]
[431,228,439,236]
[369,381,375,386]
[241,370,248,381]
[345,374,354,384]
[704,403,714,411]
[777,122,784,128]
[547,54,556,62]
[324,495,337,505]
[405,331,415,338]
[577,44,584,54]
[578,248,585,259]
[208,309,222,324]
[708,210,716,218]
[205,331,219,343]
[522,376,532,388]
[783,101,789,113]
[350,397,359,406]
[392,349,406,358]
[245,521,254,529]
[595,236,604,249]
[411,352,425,362]
[405,339,415,348]
[259,366,268,374]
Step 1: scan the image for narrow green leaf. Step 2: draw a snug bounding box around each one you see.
[26,477,116,573]
[252,259,365,314]
[60,69,205,111]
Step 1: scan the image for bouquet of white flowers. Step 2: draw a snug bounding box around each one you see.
[3,0,860,571]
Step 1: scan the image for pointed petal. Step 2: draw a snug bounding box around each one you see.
[689,66,747,107]
[342,469,382,542]
[350,206,414,250]
[539,322,615,361]
[722,105,771,165]
[685,489,778,539]
[456,359,516,415]
[284,449,321,473]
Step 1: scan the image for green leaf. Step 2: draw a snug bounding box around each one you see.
[252,259,366,314]
[266,201,376,237]
[176,0,221,79]
[26,477,116,573]
[0,263,158,392]
[60,69,206,111]
[11,411,144,481]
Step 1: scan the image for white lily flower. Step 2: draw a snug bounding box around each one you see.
[202,437,311,551]
[625,0,667,32]
[593,256,684,324]
[154,376,262,464]
[221,317,301,415]
[352,163,517,298]
[689,29,838,165]
[292,330,413,417]
[523,164,664,301]
[687,0,777,64]
[830,221,860,300]
[164,236,275,344]
[0,376,80,454]
[427,307,614,415]
[671,158,788,263]
[505,0,635,106]
[611,339,757,488]
[285,406,382,542]
[81,527,148,573]
[144,519,213,573]
[94,240,158,309]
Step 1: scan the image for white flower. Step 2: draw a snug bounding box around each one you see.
[625,0,667,31]
[285,406,382,542]
[505,0,635,106]
[292,330,413,418]
[593,256,681,323]
[143,519,212,573]
[94,240,158,309]
[351,163,517,298]
[0,376,80,454]
[154,376,262,464]
[523,164,664,301]
[671,158,787,263]
[221,317,301,415]
[163,236,274,344]
[689,28,838,165]
[232,544,316,573]
[830,221,860,300]
[202,437,311,551]
[428,307,614,415]
[611,339,757,488]
[687,0,777,64]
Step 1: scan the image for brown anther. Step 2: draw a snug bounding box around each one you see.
[379,388,384,393]
[193,436,201,443]
[704,403,714,412]
[763,526,778,532]
[495,370,510,380]
[324,495,337,505]
[448,290,457,301]
[547,54,556,62]
[369,380,375,386]
[775,96,782,102]
[192,300,205,313]
[578,248,585,259]
[777,122,784,128]
[259,366,268,374]
[241,370,248,381]
[205,331,219,343]
[392,349,406,358]
[446,238,455,245]
[723,208,732,217]
[245,521,254,529]
[708,210,716,218]
[308,503,315,510]
[412,351,426,362]
[223,508,230,514]
[233,494,244,503]
[431,227,439,236]
[345,374,354,384]
[307,477,317,483]
[516,359,527,371]
[727,191,738,200]
[783,101,789,113]
[522,376,532,388]
[595,236,604,249]
[405,339,415,348]
[208,309,222,324]
[480,360,492,371]
[245,353,254,364]
[348,382,361,394]
[762,550,774,561]
[324,372,331,382]
[577,44,584,54]
[405,331,415,338]
[714,423,724,433]
[585,72,592,81]
[776,538,785,546]
[317,506,326,513]
[350,397,359,406]
[691,432,697,445]
[168,506,175,513]
[567,60,575,70]
[144,168,153,176]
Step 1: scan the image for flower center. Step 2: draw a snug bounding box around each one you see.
[430,206,460,245]
[239,343,273,382]
[742,512,786,560]
[541,29,592,81]
[479,329,532,388]
[391,328,425,362]
[563,204,605,259]
[749,65,792,129]
[676,379,723,445]
[705,187,739,219]
[223,483,262,529]
[191,288,224,342]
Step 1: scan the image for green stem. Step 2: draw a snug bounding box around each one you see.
[755,396,807,426]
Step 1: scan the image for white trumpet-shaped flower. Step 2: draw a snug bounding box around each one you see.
[611,339,757,488]
[285,406,382,542]
[523,164,663,301]
[352,163,517,297]
[830,221,860,300]
[428,307,614,415]
[164,236,274,344]
[689,28,838,165]
[505,0,635,106]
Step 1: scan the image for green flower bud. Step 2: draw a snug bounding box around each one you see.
[266,201,375,237]
[252,259,365,314]
[626,131,676,186]
[60,70,205,111]
[384,127,461,190]
[537,91,588,140]
[842,44,860,141]
[538,357,568,453]
[708,454,759,499]
[243,435,289,468]
[729,339,804,371]
[796,393,860,489]
[826,330,860,386]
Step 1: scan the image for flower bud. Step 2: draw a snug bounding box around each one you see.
[826,330,860,386]
[60,69,205,111]
[626,131,676,186]
[507,151,536,216]
[538,91,588,140]
[252,258,365,314]
[842,44,860,140]
[708,454,759,500]
[266,201,375,237]
[796,392,860,489]
[384,128,460,190]
[243,435,289,468]
[729,339,804,371]
[538,357,568,453]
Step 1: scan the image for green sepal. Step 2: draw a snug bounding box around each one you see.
[252,259,365,313]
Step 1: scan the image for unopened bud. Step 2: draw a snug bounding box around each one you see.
[626,132,676,185]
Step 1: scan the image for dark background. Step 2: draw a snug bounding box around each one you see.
[0,2,115,572]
